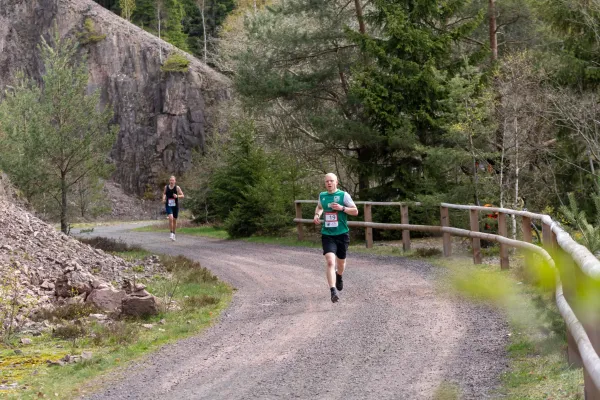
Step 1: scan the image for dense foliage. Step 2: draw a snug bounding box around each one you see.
[185,121,313,238]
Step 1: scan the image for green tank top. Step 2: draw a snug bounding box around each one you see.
[320,190,349,236]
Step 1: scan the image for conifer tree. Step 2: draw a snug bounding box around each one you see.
[120,0,136,21]
[0,29,117,233]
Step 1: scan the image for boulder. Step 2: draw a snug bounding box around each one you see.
[86,287,126,312]
[121,295,159,317]
[55,270,95,297]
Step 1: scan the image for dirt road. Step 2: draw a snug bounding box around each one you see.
[84,224,508,400]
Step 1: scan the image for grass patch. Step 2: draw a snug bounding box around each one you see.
[1,252,232,399]
[433,381,461,400]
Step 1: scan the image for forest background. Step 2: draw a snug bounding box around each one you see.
[7,0,600,240]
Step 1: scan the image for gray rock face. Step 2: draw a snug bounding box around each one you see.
[0,0,231,195]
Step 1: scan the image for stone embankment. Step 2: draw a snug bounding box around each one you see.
[0,196,161,336]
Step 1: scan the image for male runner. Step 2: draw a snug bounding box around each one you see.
[162,176,184,241]
[313,173,358,303]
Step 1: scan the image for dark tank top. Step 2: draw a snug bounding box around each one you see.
[165,185,179,208]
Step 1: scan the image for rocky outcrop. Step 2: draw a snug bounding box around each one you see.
[0,196,164,331]
[0,0,231,195]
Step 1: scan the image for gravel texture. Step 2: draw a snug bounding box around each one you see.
[83,224,509,400]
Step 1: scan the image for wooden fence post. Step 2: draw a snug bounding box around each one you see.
[364,204,373,249]
[401,204,411,252]
[295,202,304,241]
[498,212,509,270]
[440,206,451,257]
[470,209,482,264]
[521,216,533,267]
[521,216,532,243]
[584,314,600,399]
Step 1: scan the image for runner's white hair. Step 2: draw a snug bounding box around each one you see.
[324,173,338,182]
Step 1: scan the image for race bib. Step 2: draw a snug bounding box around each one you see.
[168,199,176,207]
[325,212,338,228]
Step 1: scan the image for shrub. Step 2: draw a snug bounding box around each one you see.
[53,322,88,340]
[91,321,138,346]
[78,18,106,45]
[161,53,190,73]
[415,247,442,257]
[160,255,217,282]
[78,236,144,253]
[35,303,98,322]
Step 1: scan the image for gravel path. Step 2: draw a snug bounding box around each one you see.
[83,224,508,400]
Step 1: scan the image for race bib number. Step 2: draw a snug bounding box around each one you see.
[168,199,176,207]
[325,212,338,228]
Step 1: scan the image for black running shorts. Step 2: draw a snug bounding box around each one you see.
[166,205,179,219]
[321,233,350,259]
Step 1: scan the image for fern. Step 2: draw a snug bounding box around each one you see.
[560,192,600,254]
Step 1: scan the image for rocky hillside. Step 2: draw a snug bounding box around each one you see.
[0,194,163,336]
[0,0,231,195]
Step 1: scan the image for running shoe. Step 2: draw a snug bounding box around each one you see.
[336,273,343,291]
[169,232,173,240]
[172,234,176,241]
[330,288,339,303]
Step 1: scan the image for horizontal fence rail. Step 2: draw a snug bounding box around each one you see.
[294,199,600,398]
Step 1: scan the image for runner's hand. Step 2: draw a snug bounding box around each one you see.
[331,202,343,211]
[173,194,178,198]
[314,215,321,225]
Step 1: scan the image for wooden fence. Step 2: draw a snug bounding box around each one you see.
[293,200,600,399]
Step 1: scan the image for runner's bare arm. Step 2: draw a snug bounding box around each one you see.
[314,201,323,225]
[162,186,167,203]
[175,186,184,199]
[331,193,359,216]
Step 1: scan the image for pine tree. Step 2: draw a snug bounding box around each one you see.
[120,0,136,21]
[164,0,190,51]
[347,0,482,197]
[0,29,117,233]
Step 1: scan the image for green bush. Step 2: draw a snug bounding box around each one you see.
[78,18,106,45]
[161,53,190,73]
[196,121,296,238]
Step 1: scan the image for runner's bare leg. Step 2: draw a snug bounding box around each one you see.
[336,258,346,275]
[325,253,336,287]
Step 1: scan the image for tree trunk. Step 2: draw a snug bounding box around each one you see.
[201,0,207,63]
[489,0,498,62]
[499,118,507,208]
[467,100,480,205]
[354,0,366,34]
[60,173,68,234]
[512,116,519,240]
[157,2,162,63]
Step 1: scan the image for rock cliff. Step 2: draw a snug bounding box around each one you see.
[0,0,231,195]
